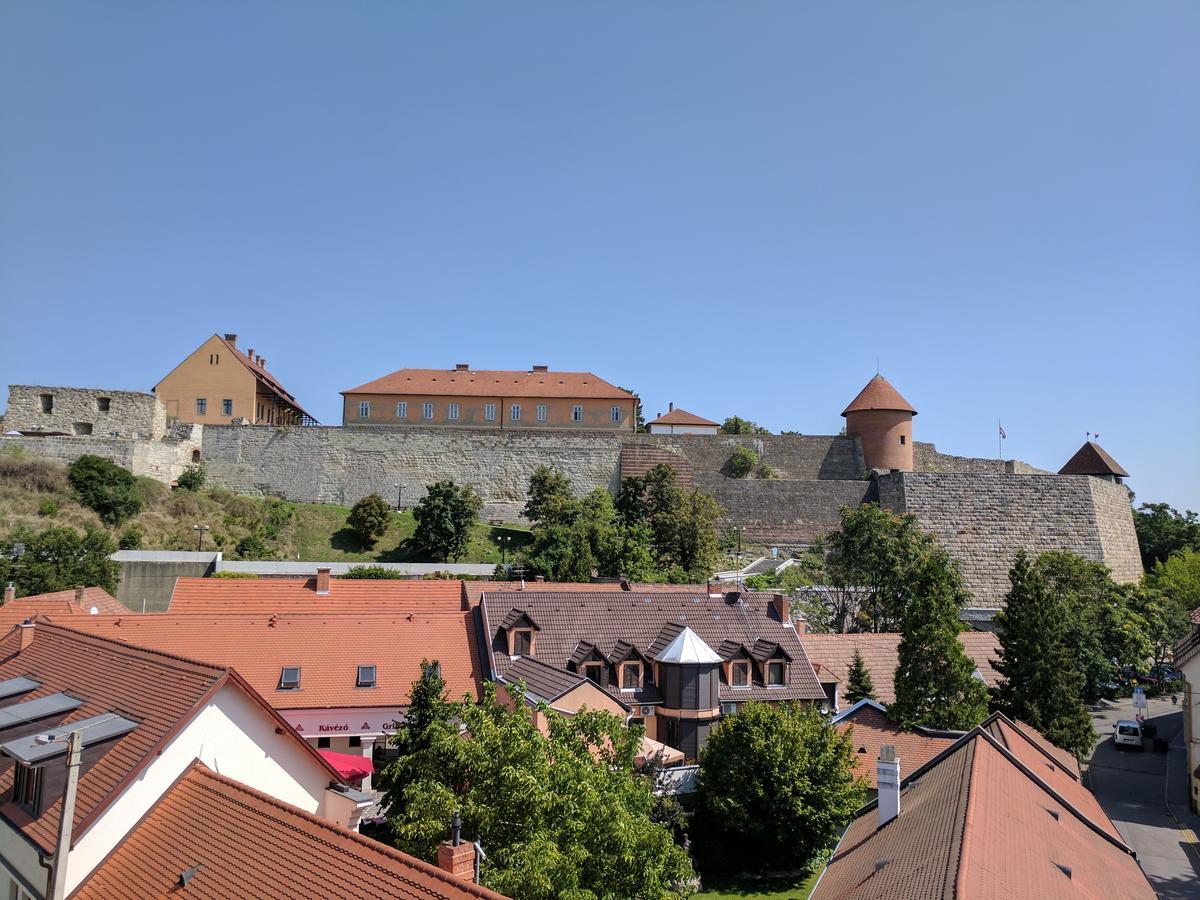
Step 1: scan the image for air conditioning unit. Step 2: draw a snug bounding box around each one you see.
[640,706,655,717]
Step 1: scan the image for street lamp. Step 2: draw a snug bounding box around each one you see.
[498,534,512,565]
[193,524,210,552]
[394,483,403,510]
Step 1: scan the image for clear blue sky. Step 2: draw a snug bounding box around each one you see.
[2,3,1197,510]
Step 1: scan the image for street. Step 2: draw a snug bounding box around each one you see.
[1086,695,1200,899]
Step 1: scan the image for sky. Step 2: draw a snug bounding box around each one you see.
[1,3,1197,510]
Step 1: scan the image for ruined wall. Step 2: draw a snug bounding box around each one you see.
[4,385,166,439]
[0,424,201,483]
[913,442,1050,476]
[638,433,863,481]
[878,472,1141,608]
[695,475,871,547]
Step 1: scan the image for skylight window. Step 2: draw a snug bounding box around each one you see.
[356,665,377,688]
[279,667,301,690]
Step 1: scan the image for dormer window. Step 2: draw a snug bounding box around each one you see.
[731,661,751,688]
[12,763,43,813]
[767,661,786,686]
[583,662,604,684]
[279,667,301,690]
[356,665,376,688]
[512,629,533,656]
[621,662,643,691]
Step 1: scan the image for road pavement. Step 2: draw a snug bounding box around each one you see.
[1085,695,1200,899]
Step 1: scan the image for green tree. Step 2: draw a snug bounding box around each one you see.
[719,416,770,435]
[1135,551,1198,669]
[617,387,646,432]
[890,548,989,731]
[176,464,206,491]
[0,525,119,596]
[235,533,271,560]
[342,565,406,579]
[693,701,865,877]
[67,454,143,524]
[728,446,758,478]
[118,524,144,550]
[523,466,576,527]
[383,680,693,899]
[992,552,1096,760]
[844,649,876,704]
[1133,502,1200,569]
[348,493,392,546]
[412,481,482,562]
[380,659,451,806]
[1147,549,1200,616]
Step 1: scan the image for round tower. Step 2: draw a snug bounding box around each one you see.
[841,374,917,472]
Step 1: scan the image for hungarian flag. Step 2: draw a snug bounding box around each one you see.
[999,424,1007,440]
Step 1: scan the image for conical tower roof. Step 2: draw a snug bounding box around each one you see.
[654,626,722,664]
[1058,441,1128,477]
[841,374,917,417]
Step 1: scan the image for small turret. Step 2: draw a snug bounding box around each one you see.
[842,375,917,472]
[1059,441,1128,484]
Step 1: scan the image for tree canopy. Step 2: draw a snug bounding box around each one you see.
[844,649,876,704]
[412,480,482,562]
[0,525,119,596]
[67,455,143,525]
[1133,502,1200,569]
[348,493,391,546]
[719,416,770,435]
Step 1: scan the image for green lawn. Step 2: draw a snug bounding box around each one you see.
[291,503,531,565]
[693,872,819,900]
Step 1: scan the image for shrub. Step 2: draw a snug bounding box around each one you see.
[177,464,206,491]
[118,524,144,550]
[343,565,406,579]
[728,446,759,478]
[756,464,779,479]
[211,571,260,579]
[348,494,392,546]
[67,455,143,524]
[37,500,59,518]
[235,533,270,560]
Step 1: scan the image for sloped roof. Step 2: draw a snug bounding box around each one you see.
[1058,441,1129,477]
[647,408,719,427]
[841,374,917,417]
[833,701,958,789]
[48,612,485,710]
[0,587,125,628]
[466,580,710,607]
[217,335,316,421]
[168,576,465,614]
[811,722,1154,900]
[72,762,507,899]
[800,632,1001,705]
[342,368,635,400]
[502,656,589,705]
[655,626,722,663]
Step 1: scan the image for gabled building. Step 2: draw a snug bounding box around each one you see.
[0,586,126,629]
[811,713,1154,899]
[480,589,825,760]
[646,405,720,435]
[165,570,466,614]
[154,332,316,426]
[341,364,637,431]
[831,699,959,792]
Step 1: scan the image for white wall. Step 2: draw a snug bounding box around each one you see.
[1183,652,1200,813]
[65,682,334,894]
[648,424,718,435]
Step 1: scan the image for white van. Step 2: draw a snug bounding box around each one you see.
[1114,720,1143,751]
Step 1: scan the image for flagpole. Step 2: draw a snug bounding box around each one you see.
[998,419,1001,461]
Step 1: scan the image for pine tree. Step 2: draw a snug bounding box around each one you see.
[844,649,876,704]
[993,551,1096,760]
[890,548,989,731]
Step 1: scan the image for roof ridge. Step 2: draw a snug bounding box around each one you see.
[981,711,1079,781]
[31,620,229,678]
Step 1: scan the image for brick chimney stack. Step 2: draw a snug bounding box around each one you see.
[18,619,35,652]
[878,744,901,828]
[74,585,86,604]
[258,357,266,369]
[3,582,14,604]
[436,811,477,881]
[455,363,470,372]
[223,333,238,347]
[771,593,791,625]
[669,401,674,412]
[315,567,332,595]
[532,364,548,373]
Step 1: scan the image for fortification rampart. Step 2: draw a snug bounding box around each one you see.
[0,424,201,483]
[914,442,1051,475]
[695,474,871,546]
[4,385,167,439]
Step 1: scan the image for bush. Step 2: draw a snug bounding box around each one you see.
[728,446,759,478]
[757,464,779,479]
[343,565,406,579]
[177,464,206,491]
[67,455,144,524]
[348,494,391,546]
[37,500,59,518]
[118,524,144,550]
[211,571,260,579]
[235,533,270,560]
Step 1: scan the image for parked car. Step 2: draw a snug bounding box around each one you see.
[1150,664,1183,683]
[1114,720,1143,751]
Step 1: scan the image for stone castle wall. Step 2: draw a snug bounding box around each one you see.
[914,441,1051,476]
[694,474,871,547]
[4,385,167,439]
[0,423,201,483]
[640,434,864,481]
[877,472,1141,608]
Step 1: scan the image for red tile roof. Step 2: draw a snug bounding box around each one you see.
[342,368,635,400]
[466,581,712,607]
[0,587,125,628]
[812,720,1154,900]
[168,576,466,614]
[800,632,1002,705]
[72,761,507,899]
[1058,441,1129,477]
[51,612,485,710]
[841,374,917,416]
[647,408,719,427]
[217,335,316,421]
[834,702,957,789]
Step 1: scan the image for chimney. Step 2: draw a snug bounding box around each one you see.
[247,348,255,362]
[315,567,331,595]
[258,357,266,369]
[669,402,674,412]
[532,365,549,373]
[455,363,470,372]
[772,593,791,625]
[794,615,807,635]
[3,582,14,604]
[19,619,35,652]
[223,333,238,347]
[878,744,900,828]
[436,811,477,881]
[74,585,85,604]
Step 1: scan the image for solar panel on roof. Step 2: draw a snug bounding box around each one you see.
[0,693,84,730]
[1,712,138,765]
[0,676,41,701]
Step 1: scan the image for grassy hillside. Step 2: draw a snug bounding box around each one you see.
[0,448,529,564]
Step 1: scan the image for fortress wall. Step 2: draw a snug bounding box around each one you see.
[694,474,871,547]
[878,472,1140,608]
[638,433,863,480]
[913,442,1051,476]
[4,385,166,439]
[0,427,202,484]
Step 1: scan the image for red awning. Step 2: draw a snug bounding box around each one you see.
[318,749,374,781]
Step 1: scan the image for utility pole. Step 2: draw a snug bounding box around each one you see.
[48,730,83,900]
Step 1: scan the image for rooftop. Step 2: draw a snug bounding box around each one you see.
[647,407,719,427]
[832,700,958,789]
[1058,440,1130,477]
[167,575,466,614]
[72,761,507,899]
[341,367,635,400]
[841,374,917,417]
[0,586,126,629]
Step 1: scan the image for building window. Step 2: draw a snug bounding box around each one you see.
[39,393,53,413]
[448,403,460,421]
[222,399,233,416]
[396,401,407,419]
[317,737,331,749]
[512,629,532,656]
[510,404,521,422]
[899,434,906,445]
[621,662,642,690]
[97,397,111,412]
[279,666,301,690]
[13,763,43,814]
[572,405,583,422]
[610,406,620,422]
[349,736,362,748]
[196,398,207,415]
[423,402,434,420]
[583,662,603,684]
[767,661,786,686]
[356,665,376,688]
[536,404,547,422]
[72,422,93,436]
[731,661,750,688]
[358,401,370,418]
[209,353,220,365]
[484,403,496,422]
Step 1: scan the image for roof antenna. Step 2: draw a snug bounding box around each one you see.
[876,355,880,376]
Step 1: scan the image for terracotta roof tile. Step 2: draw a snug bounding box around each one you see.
[1058,441,1129,477]
[466,581,711,607]
[217,336,316,421]
[834,703,957,789]
[647,408,719,427]
[342,368,635,400]
[0,587,125,628]
[72,762,507,899]
[168,576,466,614]
[841,374,917,416]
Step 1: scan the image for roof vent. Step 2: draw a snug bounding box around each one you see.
[178,864,202,887]
[1046,807,1060,821]
[455,363,470,372]
[873,858,891,874]
[532,365,549,373]
[1054,862,1072,880]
